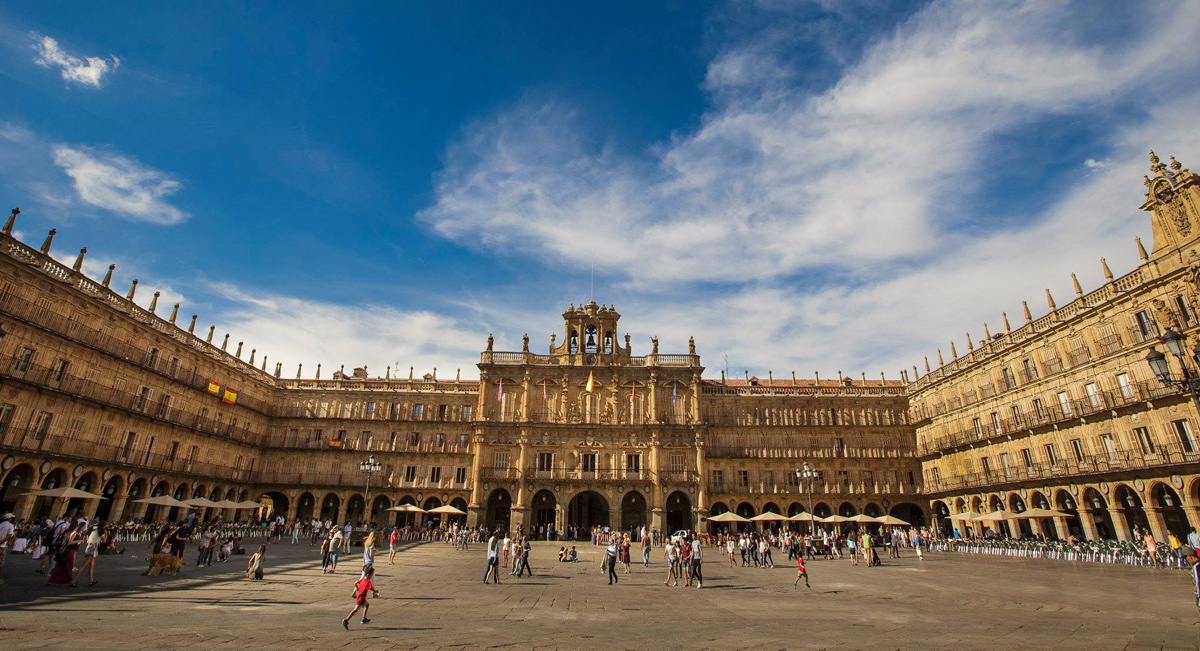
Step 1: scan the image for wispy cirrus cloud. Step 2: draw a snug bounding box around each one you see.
[414,0,1200,377]
[31,33,119,88]
[51,145,188,225]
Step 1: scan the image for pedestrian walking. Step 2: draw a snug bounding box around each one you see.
[606,536,620,585]
[794,554,810,589]
[484,528,501,584]
[0,513,14,585]
[342,564,379,629]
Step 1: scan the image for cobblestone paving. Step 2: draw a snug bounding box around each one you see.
[0,540,1196,650]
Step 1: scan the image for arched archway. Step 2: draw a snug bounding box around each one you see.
[838,502,858,517]
[863,503,882,517]
[261,491,290,522]
[813,502,832,518]
[1151,483,1189,538]
[421,497,442,527]
[1113,484,1148,539]
[707,501,731,534]
[296,492,316,521]
[666,491,692,533]
[1054,490,1083,538]
[486,489,512,532]
[34,468,69,519]
[532,489,557,535]
[1008,494,1033,538]
[94,475,125,522]
[734,501,755,532]
[787,502,805,517]
[890,502,926,527]
[0,463,35,515]
[320,493,340,522]
[1083,488,1113,539]
[621,491,647,534]
[345,494,366,525]
[370,495,390,524]
[450,497,468,511]
[124,478,146,520]
[931,501,951,536]
[568,490,610,533]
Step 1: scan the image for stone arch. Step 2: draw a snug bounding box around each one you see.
[320,492,341,522]
[369,494,390,524]
[761,501,781,514]
[1112,484,1148,538]
[812,502,832,518]
[863,502,882,517]
[94,474,125,522]
[192,484,208,500]
[345,493,366,525]
[1082,487,1114,539]
[568,490,610,533]
[787,502,805,517]
[666,490,692,533]
[1150,482,1190,539]
[450,496,468,511]
[735,501,756,520]
[421,496,442,527]
[0,462,35,514]
[260,491,290,521]
[532,489,557,533]
[1007,493,1033,537]
[837,502,858,517]
[930,500,950,536]
[1054,490,1083,538]
[486,488,512,532]
[890,502,925,527]
[620,490,647,534]
[296,492,316,521]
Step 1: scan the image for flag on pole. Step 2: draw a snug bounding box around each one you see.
[672,380,678,404]
[497,377,503,402]
[585,371,594,393]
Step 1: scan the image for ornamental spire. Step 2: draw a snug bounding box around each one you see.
[1101,257,1114,282]
[1045,288,1056,311]
[1136,236,1149,263]
[1,207,18,235]
[1023,301,1033,324]
[169,303,179,324]
[126,279,138,301]
[102,264,114,287]
[148,291,160,314]
[39,229,55,255]
[1071,273,1083,298]
[72,247,87,272]
[1002,312,1011,332]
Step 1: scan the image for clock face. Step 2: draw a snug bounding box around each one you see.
[585,354,596,365]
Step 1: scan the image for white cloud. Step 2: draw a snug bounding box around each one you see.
[51,145,187,225]
[210,285,489,379]
[416,0,1200,375]
[31,33,119,88]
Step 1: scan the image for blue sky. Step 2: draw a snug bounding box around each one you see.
[2,1,1199,380]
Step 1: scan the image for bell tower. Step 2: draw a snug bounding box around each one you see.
[552,301,631,365]
[1140,151,1200,259]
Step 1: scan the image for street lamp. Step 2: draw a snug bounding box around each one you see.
[359,454,382,523]
[797,461,818,535]
[1145,328,1200,416]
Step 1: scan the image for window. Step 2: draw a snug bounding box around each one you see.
[1085,383,1101,408]
[1175,295,1195,325]
[711,469,724,487]
[413,404,424,419]
[1057,391,1071,416]
[835,437,846,455]
[1033,398,1046,420]
[990,412,1000,433]
[359,431,371,449]
[999,452,1012,475]
[121,432,137,459]
[404,465,417,482]
[14,347,34,372]
[65,418,83,440]
[972,418,982,436]
[670,453,685,474]
[32,411,52,441]
[136,386,151,411]
[186,445,198,471]
[1070,438,1085,462]
[366,401,376,417]
[1116,373,1134,399]
[286,429,298,446]
[1043,443,1058,465]
[764,470,776,487]
[626,453,641,475]
[1099,433,1118,459]
[148,348,159,368]
[1133,309,1157,340]
[167,441,179,463]
[1001,367,1015,389]
[1020,448,1033,469]
[1021,358,1037,381]
[739,470,750,487]
[459,433,470,448]
[492,450,509,469]
[429,466,442,483]
[862,470,874,487]
[981,457,992,474]
[837,470,850,490]
[409,431,420,446]
[537,452,554,471]
[53,359,69,382]
[462,405,473,421]
[1133,427,1156,455]
[581,453,597,473]
[438,404,447,421]
[455,467,467,484]
[143,436,156,464]
[0,403,14,436]
[787,471,800,488]
[311,428,323,442]
[1010,405,1022,423]
[1173,419,1197,453]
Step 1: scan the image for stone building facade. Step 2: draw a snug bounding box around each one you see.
[0,214,922,534]
[909,152,1200,543]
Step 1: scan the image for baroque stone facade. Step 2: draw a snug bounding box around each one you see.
[910,152,1200,543]
[2,153,1194,541]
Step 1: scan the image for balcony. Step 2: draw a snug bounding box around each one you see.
[925,439,1200,495]
[1096,334,1123,356]
[3,357,265,445]
[0,425,253,482]
[918,379,1180,456]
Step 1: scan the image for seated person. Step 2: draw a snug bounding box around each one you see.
[558,546,566,562]
[568,546,578,562]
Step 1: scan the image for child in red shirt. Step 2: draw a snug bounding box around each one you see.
[794,556,810,589]
[342,565,379,628]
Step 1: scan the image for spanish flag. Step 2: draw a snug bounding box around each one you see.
[222,387,238,405]
[207,380,221,397]
[329,436,342,449]
[585,370,594,393]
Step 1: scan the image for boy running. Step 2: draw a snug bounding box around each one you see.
[794,554,811,589]
[342,565,379,629]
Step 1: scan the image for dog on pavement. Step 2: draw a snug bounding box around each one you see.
[143,553,186,576]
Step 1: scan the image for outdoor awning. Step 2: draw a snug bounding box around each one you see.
[23,487,107,500]
[973,509,1021,521]
[1015,507,1073,519]
[184,497,223,508]
[388,504,426,513]
[132,495,190,507]
[873,515,910,526]
[426,505,466,515]
[787,512,824,522]
[706,511,749,522]
[749,512,789,522]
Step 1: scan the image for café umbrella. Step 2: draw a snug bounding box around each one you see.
[749,511,789,522]
[388,504,426,513]
[972,510,1021,521]
[132,495,190,508]
[706,511,750,523]
[873,515,910,526]
[1014,507,1072,519]
[183,497,223,508]
[426,505,466,515]
[23,487,106,500]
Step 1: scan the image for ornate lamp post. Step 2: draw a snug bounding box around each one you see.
[359,454,382,523]
[1146,328,1200,415]
[797,461,818,534]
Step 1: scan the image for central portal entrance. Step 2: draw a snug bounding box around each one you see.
[532,489,557,537]
[568,490,609,535]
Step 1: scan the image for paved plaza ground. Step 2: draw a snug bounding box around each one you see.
[0,539,1196,650]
